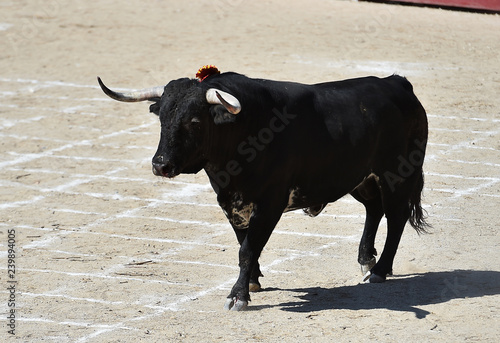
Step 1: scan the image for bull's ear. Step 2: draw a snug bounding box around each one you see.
[206,88,241,124]
[210,105,238,125]
[149,101,161,116]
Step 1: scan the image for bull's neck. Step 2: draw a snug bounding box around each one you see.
[203,123,248,177]
[205,130,238,167]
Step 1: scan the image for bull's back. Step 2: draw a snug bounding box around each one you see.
[309,75,425,148]
[280,75,426,199]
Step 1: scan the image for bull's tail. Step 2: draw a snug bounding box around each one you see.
[408,168,430,234]
[406,102,431,234]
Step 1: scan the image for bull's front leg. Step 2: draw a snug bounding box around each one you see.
[233,229,264,292]
[224,205,283,311]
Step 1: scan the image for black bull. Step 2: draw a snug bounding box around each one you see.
[98,72,429,311]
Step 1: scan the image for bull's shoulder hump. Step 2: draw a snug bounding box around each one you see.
[383,74,414,92]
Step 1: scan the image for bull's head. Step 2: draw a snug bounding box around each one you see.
[98,76,241,178]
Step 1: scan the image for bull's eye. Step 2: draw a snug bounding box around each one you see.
[191,117,201,124]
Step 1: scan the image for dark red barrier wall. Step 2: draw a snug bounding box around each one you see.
[387,0,500,11]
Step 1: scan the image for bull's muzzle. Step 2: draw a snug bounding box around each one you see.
[152,162,165,177]
[152,162,176,178]
[152,156,177,178]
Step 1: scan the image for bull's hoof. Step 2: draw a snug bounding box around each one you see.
[362,270,386,283]
[223,297,248,311]
[249,282,261,292]
[360,258,377,275]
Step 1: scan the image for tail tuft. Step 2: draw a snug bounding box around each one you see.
[409,170,431,234]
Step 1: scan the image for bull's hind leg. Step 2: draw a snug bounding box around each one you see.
[364,179,412,283]
[351,174,384,275]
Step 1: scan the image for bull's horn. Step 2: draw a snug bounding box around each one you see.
[206,88,241,115]
[97,77,165,102]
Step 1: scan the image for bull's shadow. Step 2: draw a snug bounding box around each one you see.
[269,270,500,318]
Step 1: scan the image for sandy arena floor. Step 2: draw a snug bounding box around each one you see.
[1,0,499,341]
